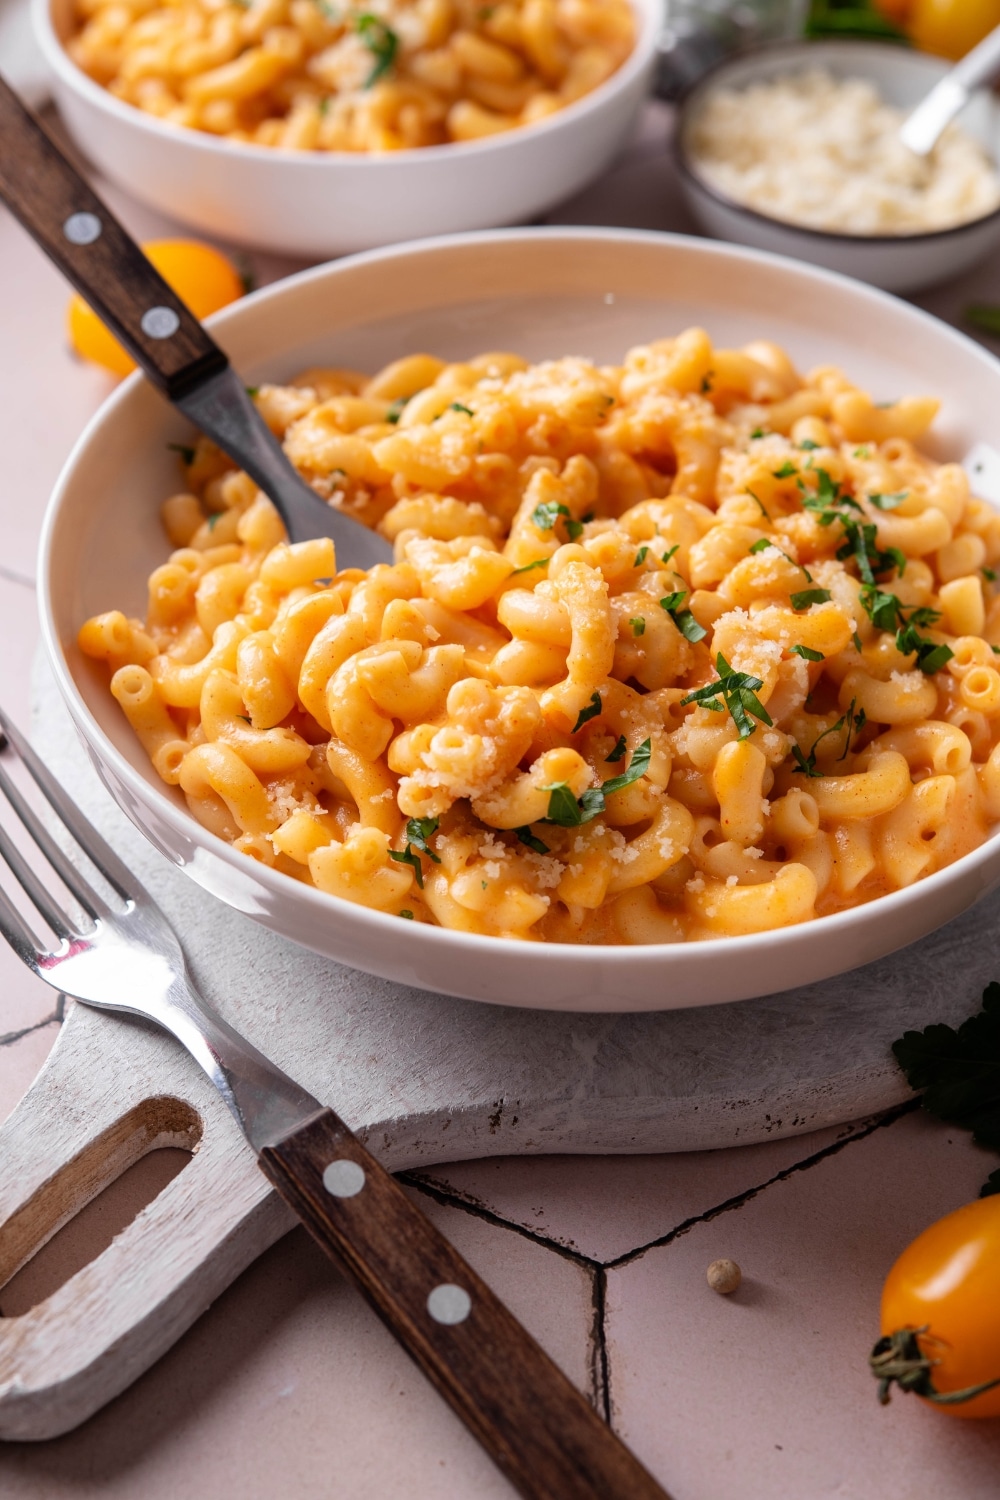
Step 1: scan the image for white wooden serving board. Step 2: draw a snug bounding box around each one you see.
[0,662,989,1440]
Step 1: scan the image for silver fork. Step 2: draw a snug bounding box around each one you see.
[0,707,667,1500]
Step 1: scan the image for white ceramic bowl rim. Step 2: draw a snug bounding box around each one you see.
[674,38,1000,246]
[34,0,659,168]
[38,225,1000,976]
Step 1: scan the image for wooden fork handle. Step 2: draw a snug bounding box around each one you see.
[0,70,226,398]
[259,1108,670,1500]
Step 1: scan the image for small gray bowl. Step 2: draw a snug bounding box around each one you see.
[675,39,1000,292]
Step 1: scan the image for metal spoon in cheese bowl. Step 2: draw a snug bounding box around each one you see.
[0,71,391,570]
[901,19,1000,156]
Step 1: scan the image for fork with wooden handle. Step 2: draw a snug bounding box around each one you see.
[0,707,669,1500]
[0,70,391,569]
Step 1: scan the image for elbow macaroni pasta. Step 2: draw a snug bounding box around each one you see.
[66,0,634,151]
[81,329,1000,943]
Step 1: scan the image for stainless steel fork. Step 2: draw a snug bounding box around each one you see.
[0,707,667,1500]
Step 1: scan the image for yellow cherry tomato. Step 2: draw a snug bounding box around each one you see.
[68,239,245,377]
[875,1196,1000,1417]
[907,0,1000,59]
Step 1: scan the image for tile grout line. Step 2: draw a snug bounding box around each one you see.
[590,1265,611,1423]
[602,1099,920,1270]
[0,996,64,1049]
[403,1103,919,1278]
[400,1171,601,1272]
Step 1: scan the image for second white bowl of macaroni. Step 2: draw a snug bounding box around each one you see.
[34,0,658,257]
[40,229,1000,1011]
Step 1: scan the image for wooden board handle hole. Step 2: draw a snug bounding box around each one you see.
[0,1096,202,1317]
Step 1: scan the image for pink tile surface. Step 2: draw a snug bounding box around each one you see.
[604,1112,1000,1500]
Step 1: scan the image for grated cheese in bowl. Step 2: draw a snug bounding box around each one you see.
[685,69,1000,236]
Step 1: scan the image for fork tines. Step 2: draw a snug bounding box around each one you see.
[0,706,136,959]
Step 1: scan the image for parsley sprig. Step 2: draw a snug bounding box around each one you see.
[388,816,441,888]
[572,691,602,733]
[892,981,1000,1196]
[681,654,773,740]
[791,699,866,777]
[356,12,398,85]
[542,739,652,827]
[659,590,706,642]
[858,589,954,675]
[531,500,583,542]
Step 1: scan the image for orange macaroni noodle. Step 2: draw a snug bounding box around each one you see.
[66,0,634,150]
[80,330,1000,942]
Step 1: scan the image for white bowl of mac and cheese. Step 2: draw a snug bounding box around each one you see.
[33,0,657,257]
[40,228,1000,1010]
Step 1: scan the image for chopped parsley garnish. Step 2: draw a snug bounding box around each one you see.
[858,590,953,674]
[543,783,605,827]
[700,371,714,393]
[659,590,707,642]
[634,546,650,566]
[572,691,602,732]
[399,909,414,919]
[630,617,646,636]
[896,621,953,675]
[542,739,652,826]
[749,427,768,440]
[985,566,998,583]
[798,439,821,451]
[356,12,398,85]
[515,826,549,854]
[606,734,627,763]
[207,512,221,530]
[388,817,441,888]
[661,544,679,565]
[789,643,824,661]
[389,845,425,886]
[601,739,652,794]
[869,491,908,511]
[860,585,903,630]
[245,385,259,398]
[746,488,770,519]
[531,500,583,542]
[772,461,797,479]
[853,631,863,652]
[800,467,861,526]
[798,470,907,587]
[386,396,408,424]
[681,653,773,740]
[791,698,865,776]
[167,442,195,465]
[512,557,548,575]
[404,816,440,859]
[790,587,832,610]
[449,402,474,416]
